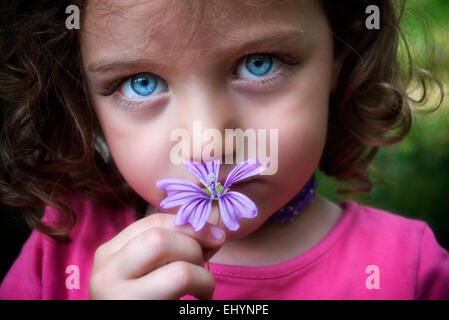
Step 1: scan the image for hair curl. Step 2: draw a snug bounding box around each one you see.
[320,0,444,194]
[0,0,444,239]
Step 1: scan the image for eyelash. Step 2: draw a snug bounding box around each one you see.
[98,50,301,109]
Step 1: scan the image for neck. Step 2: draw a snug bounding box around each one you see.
[210,194,343,266]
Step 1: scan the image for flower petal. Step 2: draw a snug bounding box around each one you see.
[222,158,267,191]
[160,191,207,208]
[174,198,212,231]
[156,178,210,208]
[185,159,220,189]
[218,195,239,231]
[156,178,205,194]
[218,191,258,231]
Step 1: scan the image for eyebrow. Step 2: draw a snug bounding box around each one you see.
[86,30,304,74]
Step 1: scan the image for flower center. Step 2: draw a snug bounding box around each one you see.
[202,173,228,199]
[207,173,216,184]
[205,173,217,198]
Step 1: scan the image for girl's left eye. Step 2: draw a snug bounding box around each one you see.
[234,54,282,79]
[120,73,168,100]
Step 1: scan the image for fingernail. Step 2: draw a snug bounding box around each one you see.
[211,226,224,240]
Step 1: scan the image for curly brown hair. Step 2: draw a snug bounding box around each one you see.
[0,0,444,240]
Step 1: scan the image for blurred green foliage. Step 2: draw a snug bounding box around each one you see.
[316,0,449,250]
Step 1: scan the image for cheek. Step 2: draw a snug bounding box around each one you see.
[114,138,166,192]
[94,109,174,200]
[277,111,327,184]
[259,59,332,188]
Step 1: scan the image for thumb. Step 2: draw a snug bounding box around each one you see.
[201,226,226,262]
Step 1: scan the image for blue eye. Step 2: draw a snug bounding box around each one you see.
[120,73,167,100]
[131,74,157,95]
[235,54,281,79]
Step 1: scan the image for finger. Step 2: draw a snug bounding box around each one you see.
[127,261,216,300]
[112,228,205,279]
[101,212,226,257]
[201,246,222,264]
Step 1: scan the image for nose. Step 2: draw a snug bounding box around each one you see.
[177,78,237,164]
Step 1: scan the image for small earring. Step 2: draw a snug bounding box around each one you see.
[94,134,111,162]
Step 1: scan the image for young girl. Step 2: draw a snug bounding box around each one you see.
[0,0,448,300]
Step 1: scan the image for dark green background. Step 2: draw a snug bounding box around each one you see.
[316,0,449,250]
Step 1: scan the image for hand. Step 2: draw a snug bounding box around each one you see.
[88,209,226,300]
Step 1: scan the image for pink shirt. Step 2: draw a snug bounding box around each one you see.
[1,191,448,299]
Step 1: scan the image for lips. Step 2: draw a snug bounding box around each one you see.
[217,165,232,183]
[231,176,256,186]
[230,178,257,191]
[195,176,256,191]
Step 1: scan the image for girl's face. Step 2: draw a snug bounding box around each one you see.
[80,0,338,239]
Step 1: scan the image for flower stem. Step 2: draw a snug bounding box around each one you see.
[206,208,221,271]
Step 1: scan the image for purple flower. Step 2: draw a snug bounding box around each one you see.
[155,158,267,231]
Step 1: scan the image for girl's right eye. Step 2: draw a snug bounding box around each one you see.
[119,73,168,101]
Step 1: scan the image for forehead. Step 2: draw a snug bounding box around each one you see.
[81,0,314,65]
